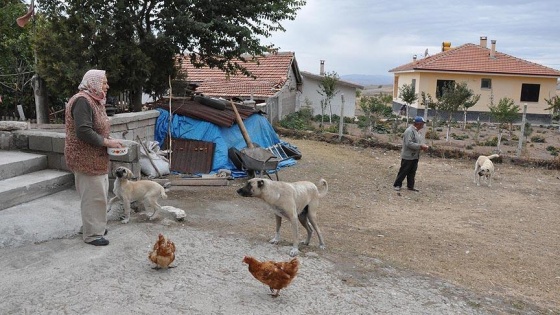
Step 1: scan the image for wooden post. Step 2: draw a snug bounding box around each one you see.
[338,94,345,141]
[516,104,527,157]
[231,100,254,148]
[168,75,173,167]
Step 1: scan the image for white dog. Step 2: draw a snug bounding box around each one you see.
[107,166,167,223]
[474,154,499,187]
[237,178,328,257]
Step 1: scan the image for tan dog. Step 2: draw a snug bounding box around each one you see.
[107,166,167,223]
[474,154,499,186]
[237,178,328,257]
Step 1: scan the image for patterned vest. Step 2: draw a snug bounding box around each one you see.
[64,92,110,175]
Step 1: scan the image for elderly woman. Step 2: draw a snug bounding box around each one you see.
[64,69,122,246]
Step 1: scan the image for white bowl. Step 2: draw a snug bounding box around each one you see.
[107,146,128,156]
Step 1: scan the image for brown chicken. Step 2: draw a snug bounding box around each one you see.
[148,233,176,269]
[242,256,299,297]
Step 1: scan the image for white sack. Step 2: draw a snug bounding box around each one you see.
[139,141,170,178]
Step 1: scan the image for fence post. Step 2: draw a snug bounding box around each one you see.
[338,94,345,141]
[516,104,527,157]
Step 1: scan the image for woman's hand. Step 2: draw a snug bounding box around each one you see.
[104,138,123,148]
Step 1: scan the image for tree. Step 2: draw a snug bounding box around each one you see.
[398,83,417,125]
[544,95,560,129]
[461,94,480,130]
[0,0,35,118]
[35,0,306,110]
[488,97,520,152]
[434,81,479,141]
[420,91,434,122]
[317,71,339,128]
[359,93,392,133]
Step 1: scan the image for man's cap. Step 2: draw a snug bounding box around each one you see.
[414,116,426,123]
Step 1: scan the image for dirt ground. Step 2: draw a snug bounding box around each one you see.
[166,135,560,314]
[2,129,558,313]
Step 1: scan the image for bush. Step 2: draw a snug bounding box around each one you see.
[373,124,389,134]
[425,129,440,140]
[480,136,498,146]
[530,135,546,143]
[356,115,368,128]
[313,114,330,122]
[344,116,354,124]
[450,133,469,140]
[324,124,347,134]
[546,146,559,156]
[279,108,314,130]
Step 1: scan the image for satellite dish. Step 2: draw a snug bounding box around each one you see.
[424,48,429,57]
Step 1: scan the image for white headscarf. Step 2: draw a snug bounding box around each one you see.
[78,69,107,105]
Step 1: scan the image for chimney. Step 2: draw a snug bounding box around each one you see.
[320,60,325,76]
[480,36,487,48]
[412,55,417,62]
[490,40,496,58]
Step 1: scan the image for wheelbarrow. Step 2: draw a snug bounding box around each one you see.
[229,99,280,180]
[239,147,280,180]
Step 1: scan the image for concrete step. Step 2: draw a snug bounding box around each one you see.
[0,151,48,181]
[0,169,74,211]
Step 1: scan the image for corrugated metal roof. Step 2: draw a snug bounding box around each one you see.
[152,98,262,127]
[389,43,560,77]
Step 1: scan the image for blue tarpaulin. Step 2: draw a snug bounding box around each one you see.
[154,108,296,176]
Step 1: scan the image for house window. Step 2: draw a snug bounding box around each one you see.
[436,80,455,98]
[520,84,540,102]
[481,78,492,89]
[411,79,416,94]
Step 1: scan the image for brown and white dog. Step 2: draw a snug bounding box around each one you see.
[107,166,167,223]
[237,178,328,257]
[474,154,499,187]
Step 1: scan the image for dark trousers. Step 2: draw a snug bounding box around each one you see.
[393,159,419,189]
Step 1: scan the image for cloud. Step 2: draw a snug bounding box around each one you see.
[264,0,560,75]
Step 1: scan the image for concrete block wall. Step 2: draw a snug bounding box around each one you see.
[108,110,160,143]
[3,110,160,177]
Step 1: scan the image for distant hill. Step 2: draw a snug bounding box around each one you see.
[340,74,393,86]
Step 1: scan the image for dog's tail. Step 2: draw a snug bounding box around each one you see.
[161,188,168,200]
[487,154,500,160]
[317,178,328,198]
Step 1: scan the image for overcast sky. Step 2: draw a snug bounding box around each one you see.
[262,0,560,76]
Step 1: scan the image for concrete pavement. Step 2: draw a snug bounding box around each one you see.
[0,188,82,248]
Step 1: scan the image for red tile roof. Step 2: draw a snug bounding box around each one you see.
[179,52,299,99]
[389,43,560,77]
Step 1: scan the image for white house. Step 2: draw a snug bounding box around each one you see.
[299,66,363,118]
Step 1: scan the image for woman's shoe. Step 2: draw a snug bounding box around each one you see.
[86,237,109,246]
